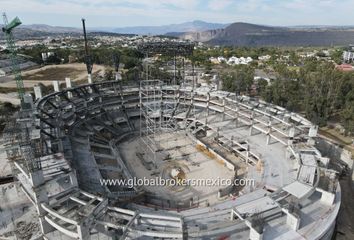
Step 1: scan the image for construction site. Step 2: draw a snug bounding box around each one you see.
[0,14,346,240]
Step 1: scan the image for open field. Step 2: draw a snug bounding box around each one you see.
[22,67,83,80]
[0,63,105,88]
[0,93,21,105]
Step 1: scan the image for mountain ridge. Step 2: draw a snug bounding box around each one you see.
[108,20,229,35]
[177,22,354,46]
[3,21,354,46]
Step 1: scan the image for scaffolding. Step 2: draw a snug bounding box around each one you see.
[140,80,162,153]
[3,110,42,175]
[138,42,194,86]
[139,80,178,164]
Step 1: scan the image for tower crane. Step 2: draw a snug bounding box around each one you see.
[2,13,25,103]
[81,18,93,83]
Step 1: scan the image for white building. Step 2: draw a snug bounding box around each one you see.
[258,55,271,61]
[343,51,354,63]
[227,56,253,65]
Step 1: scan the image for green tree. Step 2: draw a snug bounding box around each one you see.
[222,65,254,95]
[104,68,114,80]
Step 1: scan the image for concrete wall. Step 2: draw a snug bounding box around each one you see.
[315,137,353,187]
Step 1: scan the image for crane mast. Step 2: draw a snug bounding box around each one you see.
[81,18,93,83]
[2,13,25,103]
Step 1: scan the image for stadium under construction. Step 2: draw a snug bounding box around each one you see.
[1,43,342,240]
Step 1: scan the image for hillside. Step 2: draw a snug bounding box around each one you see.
[21,24,82,33]
[206,22,354,46]
[0,25,82,40]
[177,29,224,42]
[111,20,229,35]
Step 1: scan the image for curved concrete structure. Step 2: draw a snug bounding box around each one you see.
[4,80,340,240]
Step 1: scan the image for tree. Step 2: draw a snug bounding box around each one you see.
[256,79,268,95]
[46,54,61,64]
[341,102,354,136]
[222,65,254,95]
[104,68,114,80]
[302,63,343,126]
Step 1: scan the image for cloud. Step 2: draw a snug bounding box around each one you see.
[1,0,354,27]
[207,0,232,11]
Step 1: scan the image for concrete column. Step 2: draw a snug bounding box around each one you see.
[65,77,72,88]
[77,222,90,240]
[206,93,210,116]
[230,210,235,220]
[34,85,42,100]
[246,145,250,164]
[134,216,140,225]
[69,172,79,187]
[52,80,60,92]
[307,125,318,145]
[289,127,295,138]
[249,110,254,136]
[309,125,318,137]
[88,73,92,84]
[115,72,122,81]
[266,135,271,145]
[30,170,53,234]
[320,157,330,167]
[249,227,263,240]
[222,98,226,121]
[285,211,300,231]
[246,220,264,240]
[235,112,239,127]
[288,127,295,145]
[319,189,335,205]
[266,120,272,145]
[65,77,73,98]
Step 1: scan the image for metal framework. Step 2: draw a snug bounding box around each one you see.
[2,13,25,102]
[2,79,341,240]
[139,80,178,165]
[3,110,42,175]
[138,42,194,85]
[139,80,162,152]
[137,42,194,56]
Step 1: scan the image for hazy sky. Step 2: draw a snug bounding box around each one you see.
[1,0,353,28]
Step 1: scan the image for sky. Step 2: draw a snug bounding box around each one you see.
[1,0,354,28]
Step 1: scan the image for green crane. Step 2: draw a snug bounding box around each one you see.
[2,13,25,103]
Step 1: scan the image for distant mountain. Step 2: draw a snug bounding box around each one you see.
[177,29,224,42]
[0,24,82,40]
[4,21,354,47]
[0,21,228,40]
[21,24,82,33]
[205,22,354,46]
[110,20,229,35]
